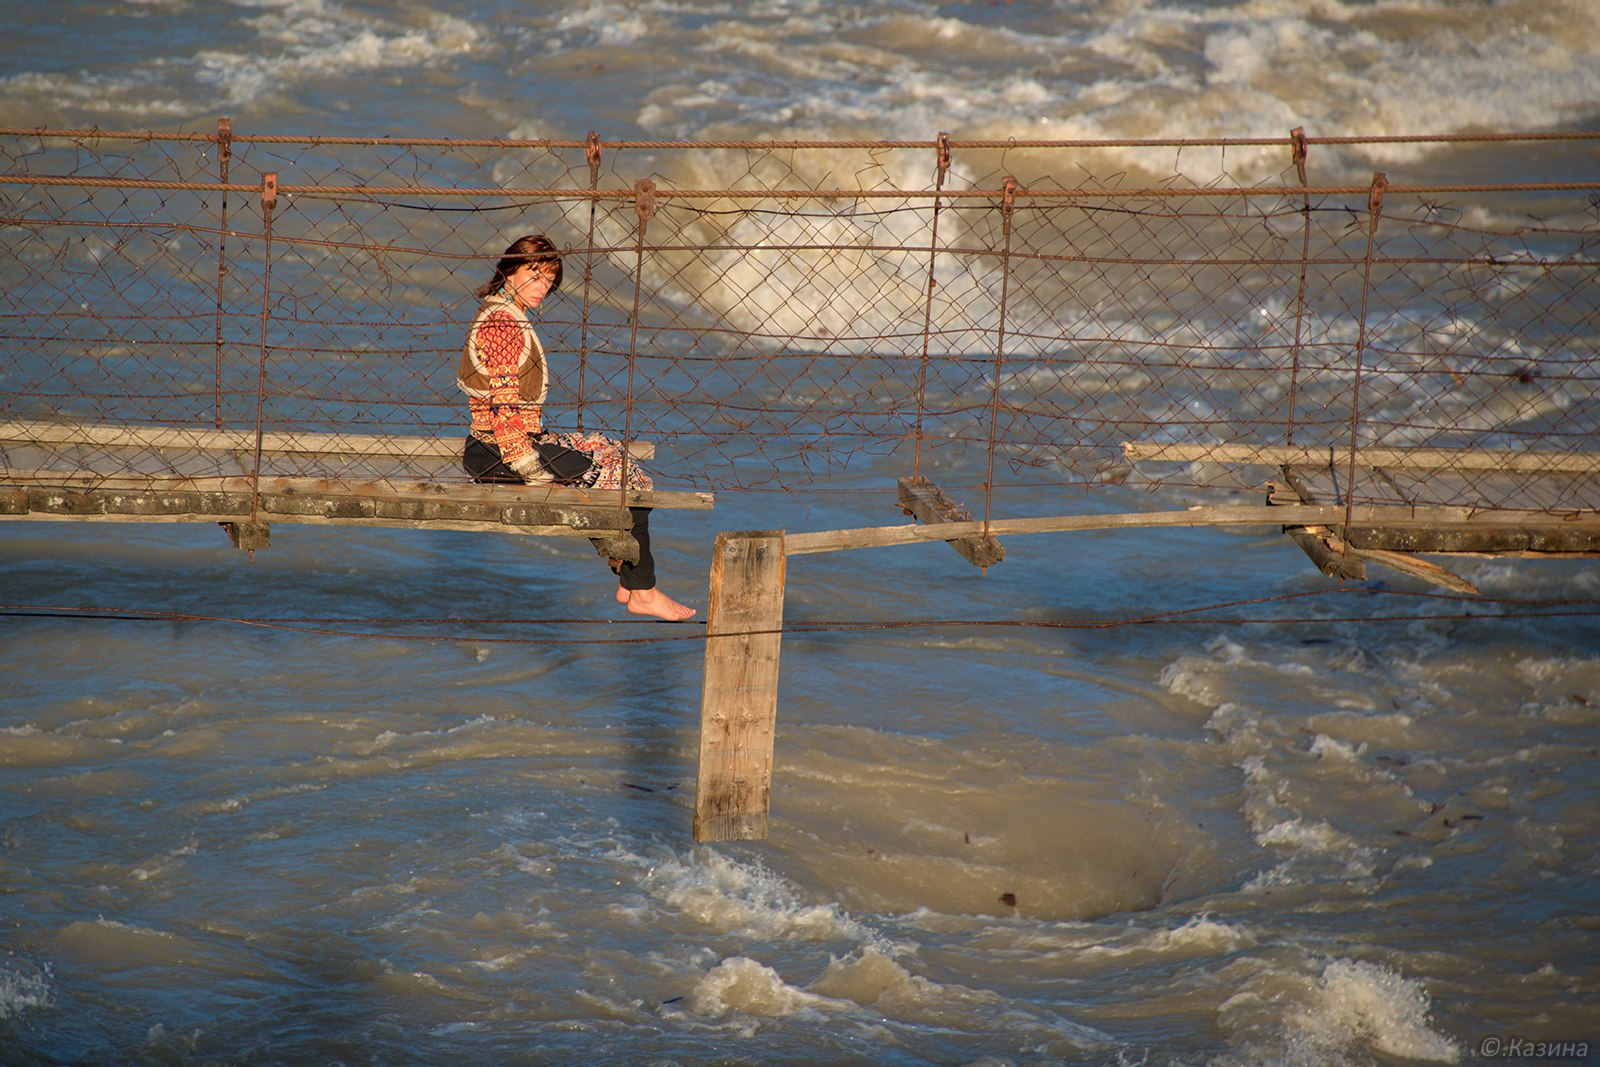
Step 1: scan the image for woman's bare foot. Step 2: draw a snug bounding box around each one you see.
[618,584,697,621]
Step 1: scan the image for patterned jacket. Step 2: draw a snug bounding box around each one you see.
[457,291,547,477]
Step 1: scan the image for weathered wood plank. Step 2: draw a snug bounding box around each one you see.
[1123,440,1600,475]
[0,419,655,461]
[1348,546,1482,595]
[221,522,269,551]
[0,508,628,539]
[0,471,714,511]
[1286,526,1367,580]
[896,476,1004,568]
[0,475,674,549]
[782,504,1600,556]
[1260,470,1600,559]
[1345,525,1600,554]
[1375,466,1588,514]
[694,531,787,843]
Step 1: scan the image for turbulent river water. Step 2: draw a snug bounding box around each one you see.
[3,1,1599,1064]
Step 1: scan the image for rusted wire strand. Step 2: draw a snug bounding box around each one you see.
[3,589,1596,647]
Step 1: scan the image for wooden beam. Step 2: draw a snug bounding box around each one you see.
[1122,440,1600,475]
[1348,546,1481,595]
[896,477,1004,568]
[1286,526,1367,580]
[220,521,270,551]
[782,504,1600,556]
[0,472,713,511]
[0,420,654,461]
[694,531,786,843]
[0,475,721,548]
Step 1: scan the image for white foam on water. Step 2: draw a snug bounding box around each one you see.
[688,955,849,1018]
[683,942,1112,1057]
[1308,959,1460,1063]
[1078,914,1257,962]
[607,0,1600,184]
[194,1,481,110]
[804,946,947,1013]
[551,0,650,48]
[1297,959,1459,1063]
[1217,956,1461,1065]
[0,0,479,123]
[641,846,876,945]
[0,960,52,1021]
[4,0,1595,156]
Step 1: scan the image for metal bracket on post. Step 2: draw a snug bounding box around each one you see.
[1290,126,1308,185]
[1367,171,1388,234]
[586,130,603,186]
[634,178,656,236]
[1002,175,1019,215]
[935,130,951,184]
[261,172,278,215]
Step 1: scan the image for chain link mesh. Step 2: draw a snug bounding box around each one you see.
[2,126,1596,518]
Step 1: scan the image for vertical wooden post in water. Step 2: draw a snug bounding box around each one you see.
[693,530,787,842]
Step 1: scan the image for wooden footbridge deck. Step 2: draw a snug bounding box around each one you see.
[0,420,709,561]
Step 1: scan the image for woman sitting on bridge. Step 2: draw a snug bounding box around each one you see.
[458,234,695,622]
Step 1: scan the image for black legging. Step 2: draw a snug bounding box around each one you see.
[464,435,657,591]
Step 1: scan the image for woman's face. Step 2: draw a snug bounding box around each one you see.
[509,262,558,310]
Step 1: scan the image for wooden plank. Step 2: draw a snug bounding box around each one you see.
[0,476,675,547]
[1273,471,1366,578]
[1282,463,1600,521]
[1376,466,1589,514]
[1347,525,1600,554]
[896,476,1004,568]
[1273,467,1600,559]
[11,488,631,530]
[694,531,787,843]
[1348,546,1481,595]
[0,510,619,538]
[1123,440,1600,475]
[0,471,714,511]
[221,521,270,551]
[0,419,655,461]
[1286,526,1367,580]
[782,504,1600,556]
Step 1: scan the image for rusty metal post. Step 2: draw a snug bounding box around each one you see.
[248,171,278,542]
[982,176,1021,538]
[1286,126,1311,446]
[913,131,952,479]
[619,178,656,502]
[213,117,232,430]
[576,130,604,432]
[1343,171,1388,534]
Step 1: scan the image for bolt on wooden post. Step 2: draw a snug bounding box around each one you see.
[693,530,787,842]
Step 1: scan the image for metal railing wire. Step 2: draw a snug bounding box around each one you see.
[1,123,1596,521]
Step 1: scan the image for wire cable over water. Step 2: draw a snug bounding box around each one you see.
[4,588,1596,646]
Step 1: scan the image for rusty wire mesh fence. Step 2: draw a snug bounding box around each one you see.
[1,124,1596,519]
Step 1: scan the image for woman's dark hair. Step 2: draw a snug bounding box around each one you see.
[474,234,563,299]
